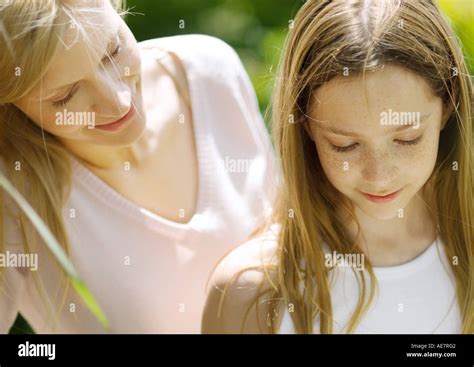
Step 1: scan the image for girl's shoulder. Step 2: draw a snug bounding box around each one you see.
[212,223,281,283]
[202,224,281,333]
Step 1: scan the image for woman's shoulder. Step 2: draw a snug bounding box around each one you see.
[202,224,281,333]
[138,34,246,81]
[139,34,239,62]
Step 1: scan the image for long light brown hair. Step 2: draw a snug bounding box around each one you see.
[254,0,473,334]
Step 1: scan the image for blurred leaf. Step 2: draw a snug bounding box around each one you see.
[0,173,110,330]
[9,313,34,334]
[438,0,474,73]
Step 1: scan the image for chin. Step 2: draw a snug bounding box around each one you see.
[355,202,405,221]
[92,117,147,147]
[121,119,147,144]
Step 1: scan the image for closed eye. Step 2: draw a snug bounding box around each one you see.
[331,143,358,153]
[51,40,121,108]
[395,135,423,146]
[330,135,424,153]
[102,44,121,65]
[51,35,121,108]
[52,84,79,108]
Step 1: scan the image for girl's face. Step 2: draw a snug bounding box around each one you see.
[306,64,448,220]
[14,0,146,147]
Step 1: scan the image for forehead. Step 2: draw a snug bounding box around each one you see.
[33,0,119,95]
[310,64,439,125]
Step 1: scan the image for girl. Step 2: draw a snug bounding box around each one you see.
[0,0,276,333]
[202,0,473,334]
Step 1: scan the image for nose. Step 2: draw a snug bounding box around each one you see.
[91,72,132,118]
[360,147,398,186]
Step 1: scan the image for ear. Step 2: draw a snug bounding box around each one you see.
[303,120,315,141]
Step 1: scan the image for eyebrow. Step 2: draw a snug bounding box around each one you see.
[317,113,432,137]
[44,30,119,99]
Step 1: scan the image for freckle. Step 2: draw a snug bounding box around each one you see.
[328,155,347,175]
[410,141,431,159]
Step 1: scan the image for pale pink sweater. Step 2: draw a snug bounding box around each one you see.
[1,35,277,333]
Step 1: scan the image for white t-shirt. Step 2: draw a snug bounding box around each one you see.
[0,35,277,333]
[255,226,461,333]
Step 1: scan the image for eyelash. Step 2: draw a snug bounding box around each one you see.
[52,84,79,108]
[331,135,423,153]
[51,42,121,108]
[102,43,121,65]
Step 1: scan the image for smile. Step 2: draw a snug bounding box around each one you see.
[95,104,135,132]
[361,188,402,203]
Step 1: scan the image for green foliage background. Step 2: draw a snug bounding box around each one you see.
[125,0,302,113]
[8,0,472,334]
[124,0,473,114]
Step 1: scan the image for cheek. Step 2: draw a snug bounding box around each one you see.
[23,105,82,136]
[401,132,440,184]
[314,139,358,191]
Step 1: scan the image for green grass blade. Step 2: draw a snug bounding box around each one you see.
[0,172,110,330]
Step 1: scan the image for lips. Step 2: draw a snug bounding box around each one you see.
[361,188,402,203]
[95,104,135,131]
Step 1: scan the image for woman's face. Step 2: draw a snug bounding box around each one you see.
[306,64,448,220]
[14,0,146,147]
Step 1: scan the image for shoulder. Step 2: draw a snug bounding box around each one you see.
[139,34,247,106]
[139,34,240,65]
[139,35,246,85]
[202,225,282,334]
[210,227,279,288]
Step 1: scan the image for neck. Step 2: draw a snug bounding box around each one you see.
[341,193,437,266]
[60,115,182,172]
[60,138,141,170]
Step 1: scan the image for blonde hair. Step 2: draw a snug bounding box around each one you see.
[0,0,125,331]
[249,0,473,334]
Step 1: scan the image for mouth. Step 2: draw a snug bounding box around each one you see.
[96,104,136,132]
[361,188,403,203]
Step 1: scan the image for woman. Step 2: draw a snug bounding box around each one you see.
[0,0,276,333]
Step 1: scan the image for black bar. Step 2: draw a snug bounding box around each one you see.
[0,334,472,366]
